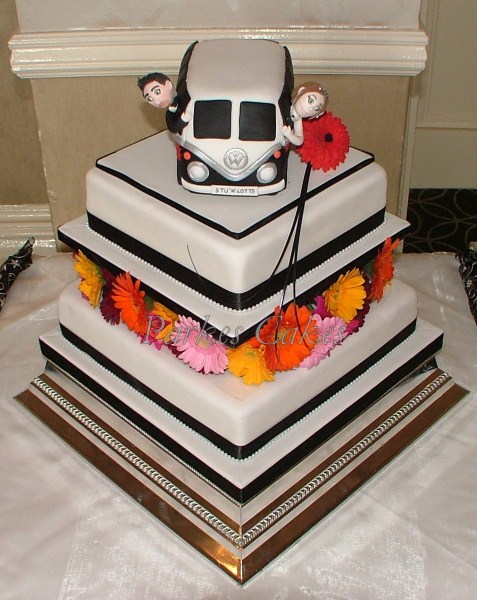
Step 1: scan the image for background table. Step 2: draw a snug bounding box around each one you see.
[1,252,476,599]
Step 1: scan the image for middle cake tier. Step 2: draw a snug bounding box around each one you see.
[59,213,406,346]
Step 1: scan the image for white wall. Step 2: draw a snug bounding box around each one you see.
[15,0,421,32]
[410,0,477,188]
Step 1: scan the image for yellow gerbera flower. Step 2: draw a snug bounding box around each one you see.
[74,250,104,308]
[151,301,178,341]
[227,343,275,385]
[323,267,366,323]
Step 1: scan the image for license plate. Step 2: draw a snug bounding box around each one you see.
[211,185,258,196]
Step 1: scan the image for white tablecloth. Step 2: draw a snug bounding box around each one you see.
[1,252,476,599]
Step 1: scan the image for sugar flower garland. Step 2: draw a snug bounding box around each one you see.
[73,237,399,386]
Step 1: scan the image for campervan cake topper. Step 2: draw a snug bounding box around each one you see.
[137,41,346,195]
[138,40,295,196]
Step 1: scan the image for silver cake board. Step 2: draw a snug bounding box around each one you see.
[16,353,468,584]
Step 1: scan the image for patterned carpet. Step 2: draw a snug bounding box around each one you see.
[403,189,477,253]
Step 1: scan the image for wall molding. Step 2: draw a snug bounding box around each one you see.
[416,0,477,130]
[9,27,428,78]
[0,204,56,256]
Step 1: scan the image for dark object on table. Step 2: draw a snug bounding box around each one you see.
[456,241,477,325]
[0,237,35,312]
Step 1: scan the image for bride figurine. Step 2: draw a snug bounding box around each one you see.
[283,82,329,146]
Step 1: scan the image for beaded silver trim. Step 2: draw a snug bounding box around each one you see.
[32,370,450,549]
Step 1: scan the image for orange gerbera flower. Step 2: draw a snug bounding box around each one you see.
[323,267,366,323]
[111,272,148,335]
[257,303,317,372]
[227,342,275,385]
[368,237,401,302]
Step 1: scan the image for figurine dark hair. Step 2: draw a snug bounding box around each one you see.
[137,72,171,92]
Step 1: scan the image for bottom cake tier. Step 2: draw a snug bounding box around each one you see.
[16,311,468,583]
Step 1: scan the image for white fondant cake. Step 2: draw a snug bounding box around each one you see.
[25,39,449,582]
[48,122,443,503]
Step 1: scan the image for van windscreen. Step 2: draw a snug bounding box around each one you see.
[239,102,276,141]
[194,100,232,139]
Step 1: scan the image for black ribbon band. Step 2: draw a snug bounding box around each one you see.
[85,208,386,311]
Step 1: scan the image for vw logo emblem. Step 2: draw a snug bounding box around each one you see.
[224,148,248,170]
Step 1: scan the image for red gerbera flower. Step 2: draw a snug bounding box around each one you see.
[100,268,120,324]
[100,289,121,325]
[368,237,401,302]
[257,303,317,372]
[296,112,350,172]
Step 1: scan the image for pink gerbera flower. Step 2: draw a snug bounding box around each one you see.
[312,294,332,319]
[172,315,228,374]
[300,314,348,369]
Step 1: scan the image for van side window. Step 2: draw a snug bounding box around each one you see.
[239,102,276,142]
[194,100,232,139]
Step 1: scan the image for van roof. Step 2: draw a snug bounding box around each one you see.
[186,39,286,104]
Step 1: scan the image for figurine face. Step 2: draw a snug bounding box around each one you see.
[142,79,176,109]
[293,90,327,120]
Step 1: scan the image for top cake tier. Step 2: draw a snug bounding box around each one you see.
[85,131,389,310]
